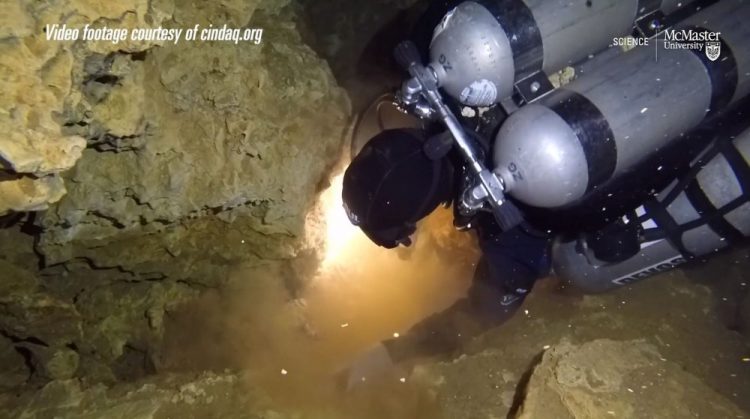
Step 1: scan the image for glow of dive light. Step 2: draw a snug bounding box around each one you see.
[321,173,360,267]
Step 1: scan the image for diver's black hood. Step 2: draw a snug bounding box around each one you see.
[342,128,454,248]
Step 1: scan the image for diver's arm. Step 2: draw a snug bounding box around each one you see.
[383,225,551,361]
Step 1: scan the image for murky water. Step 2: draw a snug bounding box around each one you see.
[163,170,750,418]
[162,170,478,417]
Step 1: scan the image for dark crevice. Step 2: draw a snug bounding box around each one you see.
[57,257,170,285]
[1,331,49,348]
[175,279,212,290]
[13,346,36,378]
[0,212,25,229]
[141,273,168,282]
[0,155,14,171]
[20,212,42,236]
[64,257,136,276]
[125,190,155,209]
[129,50,148,61]
[113,343,157,381]
[86,210,127,229]
[0,172,38,182]
[137,215,172,227]
[507,350,545,419]
[63,120,89,128]
[87,133,143,153]
[92,74,120,85]
[72,288,86,304]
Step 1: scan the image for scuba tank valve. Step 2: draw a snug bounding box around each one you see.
[393,40,522,230]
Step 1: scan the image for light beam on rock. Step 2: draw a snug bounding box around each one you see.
[320,173,360,268]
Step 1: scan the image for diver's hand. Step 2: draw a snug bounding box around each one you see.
[344,342,395,389]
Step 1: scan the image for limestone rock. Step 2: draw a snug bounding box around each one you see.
[0,228,40,300]
[0,337,30,391]
[0,291,83,347]
[36,6,351,276]
[0,0,172,215]
[16,345,81,381]
[0,372,290,419]
[0,0,350,387]
[297,0,421,111]
[74,281,197,364]
[298,0,420,77]
[0,260,81,386]
[0,0,35,39]
[411,270,750,418]
[0,175,67,214]
[0,37,85,214]
[410,350,521,419]
[45,348,81,381]
[0,259,39,295]
[413,338,748,419]
[0,0,350,397]
[515,339,747,419]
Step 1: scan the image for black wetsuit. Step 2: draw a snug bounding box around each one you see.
[373,0,554,362]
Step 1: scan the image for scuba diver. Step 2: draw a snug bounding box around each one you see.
[342,127,552,366]
[341,0,750,384]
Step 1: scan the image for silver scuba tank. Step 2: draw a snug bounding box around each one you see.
[429,0,699,106]
[552,124,750,293]
[491,0,750,209]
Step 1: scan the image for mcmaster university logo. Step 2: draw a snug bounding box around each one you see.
[705,41,721,61]
[662,29,722,60]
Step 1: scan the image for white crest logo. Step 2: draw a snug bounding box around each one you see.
[705,41,721,61]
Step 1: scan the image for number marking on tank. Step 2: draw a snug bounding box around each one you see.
[439,54,453,71]
[509,162,524,182]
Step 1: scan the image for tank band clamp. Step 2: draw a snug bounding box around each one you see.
[634,10,665,38]
[514,71,554,105]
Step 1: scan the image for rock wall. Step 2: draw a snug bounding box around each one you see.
[0,371,288,419]
[410,270,750,418]
[0,0,350,389]
[296,0,422,110]
[411,339,749,419]
[0,1,85,214]
[516,339,746,419]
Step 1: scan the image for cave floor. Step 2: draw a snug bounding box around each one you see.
[4,235,747,419]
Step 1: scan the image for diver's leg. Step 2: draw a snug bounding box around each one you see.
[478,224,552,307]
